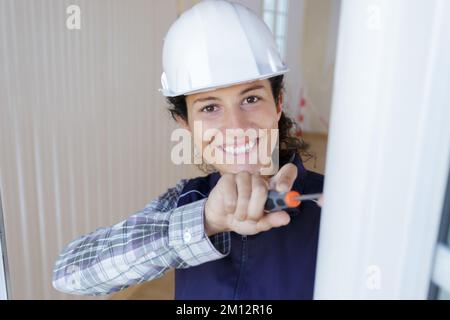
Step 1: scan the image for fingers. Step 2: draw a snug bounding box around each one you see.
[220,173,237,214]
[216,169,295,236]
[246,174,268,221]
[234,171,252,221]
[256,210,291,232]
[269,163,298,193]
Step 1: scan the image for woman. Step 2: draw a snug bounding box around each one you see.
[53,0,324,299]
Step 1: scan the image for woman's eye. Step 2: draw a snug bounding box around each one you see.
[201,105,218,113]
[243,96,260,104]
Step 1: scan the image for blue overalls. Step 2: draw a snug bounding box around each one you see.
[175,153,324,299]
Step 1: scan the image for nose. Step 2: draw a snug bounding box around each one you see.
[224,105,251,130]
[220,106,254,145]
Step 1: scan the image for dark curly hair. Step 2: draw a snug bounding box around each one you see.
[166,75,311,172]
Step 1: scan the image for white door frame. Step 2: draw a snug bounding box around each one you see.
[314,0,450,299]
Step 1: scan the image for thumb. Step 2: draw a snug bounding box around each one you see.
[269,163,298,193]
[256,211,291,232]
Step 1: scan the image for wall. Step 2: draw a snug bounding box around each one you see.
[0,0,202,299]
[299,0,340,133]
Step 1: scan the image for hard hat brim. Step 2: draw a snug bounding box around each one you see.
[159,68,289,97]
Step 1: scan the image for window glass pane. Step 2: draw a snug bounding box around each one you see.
[432,166,450,299]
[276,14,287,38]
[438,287,450,300]
[263,11,275,33]
[440,169,450,245]
[277,0,288,14]
[446,204,450,245]
[276,37,285,58]
[263,0,276,11]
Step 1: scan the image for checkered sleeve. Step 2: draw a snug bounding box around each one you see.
[52,179,231,296]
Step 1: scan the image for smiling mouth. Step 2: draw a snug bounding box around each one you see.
[216,138,259,156]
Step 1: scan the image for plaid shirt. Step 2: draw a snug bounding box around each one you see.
[52,179,231,296]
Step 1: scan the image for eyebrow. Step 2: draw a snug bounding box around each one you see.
[192,96,220,105]
[239,84,265,96]
[192,84,266,106]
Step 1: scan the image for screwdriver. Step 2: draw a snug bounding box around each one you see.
[264,190,322,213]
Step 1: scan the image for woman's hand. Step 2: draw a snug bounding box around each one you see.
[317,195,324,207]
[204,163,298,236]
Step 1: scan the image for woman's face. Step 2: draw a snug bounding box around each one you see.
[180,79,282,175]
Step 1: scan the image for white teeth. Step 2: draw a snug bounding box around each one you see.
[222,139,256,155]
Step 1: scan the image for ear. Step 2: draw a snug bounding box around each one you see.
[175,115,190,131]
[276,92,283,121]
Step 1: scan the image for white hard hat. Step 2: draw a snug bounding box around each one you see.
[160,0,289,97]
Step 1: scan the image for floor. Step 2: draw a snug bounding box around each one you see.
[110,132,328,300]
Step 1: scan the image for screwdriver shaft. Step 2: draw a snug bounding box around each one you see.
[294,193,322,201]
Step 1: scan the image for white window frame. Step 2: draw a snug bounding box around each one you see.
[314,0,450,299]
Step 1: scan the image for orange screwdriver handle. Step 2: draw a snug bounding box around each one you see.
[264,190,301,213]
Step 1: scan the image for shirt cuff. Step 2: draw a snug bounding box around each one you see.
[168,198,231,267]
